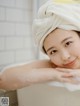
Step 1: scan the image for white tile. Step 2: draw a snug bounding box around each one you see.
[27,25,32,35]
[6,37,24,50]
[23,37,32,48]
[22,24,32,36]
[0,0,33,67]
[6,8,32,22]
[0,7,5,20]
[0,0,16,7]
[23,11,32,23]
[15,50,35,62]
[6,8,25,22]
[0,22,15,36]
[0,51,15,65]
[0,38,5,50]
[16,23,28,36]
[16,0,32,9]
[0,65,5,72]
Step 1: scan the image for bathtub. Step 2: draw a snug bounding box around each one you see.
[17,83,80,106]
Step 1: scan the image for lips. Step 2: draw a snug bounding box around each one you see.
[63,58,77,67]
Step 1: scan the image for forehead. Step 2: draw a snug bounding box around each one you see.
[43,29,79,50]
[44,29,78,44]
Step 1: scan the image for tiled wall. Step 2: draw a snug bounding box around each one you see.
[0,0,35,71]
[0,0,34,105]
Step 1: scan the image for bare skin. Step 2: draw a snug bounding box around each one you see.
[0,59,74,91]
[1,29,80,91]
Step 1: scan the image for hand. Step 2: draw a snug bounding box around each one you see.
[51,69,75,83]
[56,68,80,84]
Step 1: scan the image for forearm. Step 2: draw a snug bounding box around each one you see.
[0,67,55,90]
[0,67,30,90]
[0,60,54,90]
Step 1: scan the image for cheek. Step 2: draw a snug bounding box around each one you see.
[70,44,80,57]
[74,50,80,58]
[50,56,62,66]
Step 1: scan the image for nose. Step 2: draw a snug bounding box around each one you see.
[60,49,71,61]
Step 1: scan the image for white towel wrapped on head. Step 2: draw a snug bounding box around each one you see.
[33,0,80,91]
[33,0,80,53]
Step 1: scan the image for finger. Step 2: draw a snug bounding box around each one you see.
[62,73,73,78]
[61,78,80,84]
[56,68,71,73]
[70,71,77,76]
[59,78,73,83]
[70,71,80,77]
[67,78,80,84]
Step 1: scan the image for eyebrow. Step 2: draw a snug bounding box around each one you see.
[61,37,72,44]
[46,37,72,52]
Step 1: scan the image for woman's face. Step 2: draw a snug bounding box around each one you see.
[43,29,80,69]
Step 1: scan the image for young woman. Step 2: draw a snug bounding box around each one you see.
[0,0,80,90]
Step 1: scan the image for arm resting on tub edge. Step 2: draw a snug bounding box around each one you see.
[0,59,56,90]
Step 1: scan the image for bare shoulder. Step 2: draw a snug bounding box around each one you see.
[25,59,56,68]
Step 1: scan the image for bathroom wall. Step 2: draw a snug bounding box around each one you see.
[0,0,34,71]
[0,0,33,106]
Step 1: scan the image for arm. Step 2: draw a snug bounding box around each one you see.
[0,60,73,90]
[0,60,53,90]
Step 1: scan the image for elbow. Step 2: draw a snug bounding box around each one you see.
[0,72,5,89]
[0,72,30,91]
[0,73,15,91]
[0,81,17,91]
